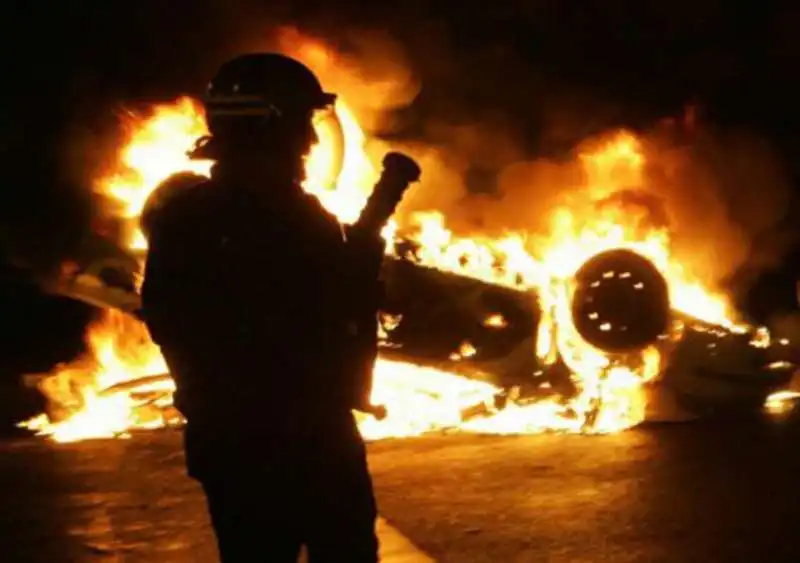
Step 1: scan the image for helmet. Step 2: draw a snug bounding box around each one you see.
[204,53,336,128]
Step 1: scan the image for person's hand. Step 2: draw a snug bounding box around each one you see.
[363,403,387,420]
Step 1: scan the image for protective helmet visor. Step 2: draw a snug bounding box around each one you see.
[204,91,336,119]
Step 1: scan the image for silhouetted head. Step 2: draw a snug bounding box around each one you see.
[190,53,336,181]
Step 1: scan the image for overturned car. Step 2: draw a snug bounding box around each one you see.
[20,227,798,442]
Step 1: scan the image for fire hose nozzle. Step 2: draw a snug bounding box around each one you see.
[360,403,388,420]
[382,152,421,184]
[353,152,422,235]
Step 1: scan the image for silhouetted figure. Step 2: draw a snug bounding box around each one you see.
[140,53,380,563]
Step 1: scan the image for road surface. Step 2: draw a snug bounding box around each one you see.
[3,414,800,562]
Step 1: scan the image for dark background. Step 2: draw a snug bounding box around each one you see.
[1,0,799,381]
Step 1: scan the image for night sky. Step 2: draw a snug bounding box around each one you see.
[1,1,799,381]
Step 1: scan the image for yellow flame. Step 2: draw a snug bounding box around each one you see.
[304,104,379,223]
[20,91,764,443]
[96,98,213,250]
[764,390,800,416]
[483,314,507,328]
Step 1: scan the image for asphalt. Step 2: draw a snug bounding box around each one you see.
[3,412,800,562]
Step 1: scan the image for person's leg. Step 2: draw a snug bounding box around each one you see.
[201,474,303,562]
[303,417,379,563]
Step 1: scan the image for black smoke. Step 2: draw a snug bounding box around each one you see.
[1,0,798,314]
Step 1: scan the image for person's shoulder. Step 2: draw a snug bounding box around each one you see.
[298,192,345,236]
[157,171,209,205]
[141,172,210,240]
[300,192,340,224]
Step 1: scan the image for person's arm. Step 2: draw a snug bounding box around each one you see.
[140,230,178,346]
[140,197,200,347]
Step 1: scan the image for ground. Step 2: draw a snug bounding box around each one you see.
[3,414,800,562]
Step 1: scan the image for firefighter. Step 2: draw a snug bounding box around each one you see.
[139,53,379,563]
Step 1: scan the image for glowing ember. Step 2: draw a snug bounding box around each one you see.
[449,341,478,361]
[764,390,800,416]
[483,314,507,329]
[19,73,780,443]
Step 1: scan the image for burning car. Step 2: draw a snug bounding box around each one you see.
[17,87,800,444]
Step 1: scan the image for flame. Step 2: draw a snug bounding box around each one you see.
[304,104,379,223]
[22,311,174,442]
[483,314,507,329]
[764,390,800,415]
[20,85,778,443]
[96,97,213,251]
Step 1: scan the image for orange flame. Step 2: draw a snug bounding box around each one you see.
[20,72,780,443]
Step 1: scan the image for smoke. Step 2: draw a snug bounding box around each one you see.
[649,126,794,293]
[241,19,794,301]
[3,0,796,306]
[418,116,794,297]
[285,26,795,299]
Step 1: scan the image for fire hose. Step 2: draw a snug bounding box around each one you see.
[346,152,422,420]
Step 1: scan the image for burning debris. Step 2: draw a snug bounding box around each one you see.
[482,314,508,329]
[17,48,800,443]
